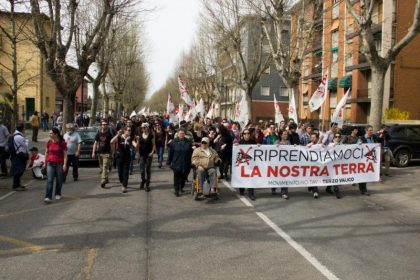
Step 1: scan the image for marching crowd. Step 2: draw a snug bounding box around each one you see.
[0,113,393,203]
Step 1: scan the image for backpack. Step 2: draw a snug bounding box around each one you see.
[6,134,17,156]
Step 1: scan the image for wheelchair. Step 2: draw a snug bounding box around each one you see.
[190,165,219,201]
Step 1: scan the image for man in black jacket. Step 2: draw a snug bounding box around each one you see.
[167,129,193,197]
[359,125,380,196]
[237,129,256,200]
[288,123,300,145]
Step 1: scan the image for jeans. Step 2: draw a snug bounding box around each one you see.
[42,120,49,131]
[99,153,111,184]
[156,146,164,163]
[32,127,39,142]
[118,156,131,187]
[197,167,217,195]
[139,155,152,185]
[45,163,63,199]
[129,148,136,173]
[64,155,79,181]
[0,147,8,175]
[173,170,188,193]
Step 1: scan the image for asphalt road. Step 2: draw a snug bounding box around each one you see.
[1,157,420,279]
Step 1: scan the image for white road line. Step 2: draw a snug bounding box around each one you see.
[0,191,16,201]
[222,181,339,280]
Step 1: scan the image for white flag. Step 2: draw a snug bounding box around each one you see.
[274,95,284,124]
[137,107,146,116]
[309,72,329,112]
[167,93,175,114]
[288,89,298,123]
[235,91,249,124]
[332,88,350,128]
[196,98,205,117]
[130,111,136,118]
[177,104,184,122]
[178,75,194,106]
[206,102,214,119]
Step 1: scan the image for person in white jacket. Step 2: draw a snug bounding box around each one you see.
[28,147,45,179]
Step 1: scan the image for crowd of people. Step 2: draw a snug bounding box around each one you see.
[0,112,393,204]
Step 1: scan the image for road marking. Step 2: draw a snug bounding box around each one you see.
[0,191,16,201]
[80,248,97,280]
[222,181,340,280]
[0,235,44,255]
[222,180,254,207]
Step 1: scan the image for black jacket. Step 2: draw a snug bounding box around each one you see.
[167,138,192,172]
[360,134,380,143]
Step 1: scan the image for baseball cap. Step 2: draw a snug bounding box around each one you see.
[201,137,210,143]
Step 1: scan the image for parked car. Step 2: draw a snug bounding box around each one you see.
[77,127,99,163]
[386,125,420,167]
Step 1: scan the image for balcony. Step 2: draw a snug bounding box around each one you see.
[345,54,370,72]
[347,88,371,103]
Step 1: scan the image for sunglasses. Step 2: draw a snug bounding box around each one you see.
[101,124,107,126]
[243,132,250,135]
[334,135,341,138]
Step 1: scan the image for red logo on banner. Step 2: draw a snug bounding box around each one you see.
[235,146,253,166]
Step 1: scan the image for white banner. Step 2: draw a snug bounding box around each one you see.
[231,144,381,188]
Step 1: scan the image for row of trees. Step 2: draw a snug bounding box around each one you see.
[148,0,420,130]
[0,0,149,130]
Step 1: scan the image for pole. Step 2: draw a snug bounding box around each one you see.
[81,78,84,127]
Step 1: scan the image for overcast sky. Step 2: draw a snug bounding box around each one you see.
[143,0,201,99]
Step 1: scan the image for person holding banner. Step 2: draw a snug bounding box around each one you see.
[263,124,279,195]
[326,133,343,199]
[358,125,380,196]
[237,129,256,200]
[307,133,321,198]
[278,130,291,199]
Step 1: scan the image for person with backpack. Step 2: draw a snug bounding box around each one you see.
[10,123,29,191]
[30,111,40,142]
[43,127,67,203]
[0,119,10,177]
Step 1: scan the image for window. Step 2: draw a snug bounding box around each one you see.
[332,1,340,19]
[261,86,270,96]
[375,38,382,55]
[332,30,339,48]
[45,97,50,108]
[263,43,270,54]
[330,92,337,108]
[331,51,338,77]
[279,87,289,97]
[264,65,271,74]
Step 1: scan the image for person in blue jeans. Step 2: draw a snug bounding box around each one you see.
[43,127,67,203]
[154,124,166,168]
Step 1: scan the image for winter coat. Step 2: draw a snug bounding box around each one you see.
[167,138,192,172]
[191,146,221,169]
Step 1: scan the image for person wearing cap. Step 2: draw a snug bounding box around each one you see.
[191,137,222,196]
[167,129,193,197]
[27,147,45,179]
[138,122,155,191]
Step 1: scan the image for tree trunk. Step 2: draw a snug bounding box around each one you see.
[246,87,253,122]
[369,67,387,131]
[103,95,109,118]
[89,82,100,126]
[62,93,75,125]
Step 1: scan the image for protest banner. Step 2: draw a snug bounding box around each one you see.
[231,144,381,188]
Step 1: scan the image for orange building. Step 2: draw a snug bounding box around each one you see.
[295,0,420,125]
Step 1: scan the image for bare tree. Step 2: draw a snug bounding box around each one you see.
[203,0,272,120]
[345,0,420,130]
[0,1,39,130]
[29,0,138,123]
[249,0,323,116]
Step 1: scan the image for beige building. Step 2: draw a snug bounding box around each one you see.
[0,11,55,122]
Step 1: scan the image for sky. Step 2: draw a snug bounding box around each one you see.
[143,0,201,99]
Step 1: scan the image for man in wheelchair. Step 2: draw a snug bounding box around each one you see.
[191,137,222,196]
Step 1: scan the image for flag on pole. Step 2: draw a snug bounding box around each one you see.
[177,104,184,122]
[309,72,329,112]
[196,98,205,117]
[178,75,194,106]
[288,89,298,122]
[206,102,214,119]
[235,91,249,128]
[274,95,284,124]
[130,111,136,118]
[137,107,145,116]
[167,93,175,114]
[332,88,350,128]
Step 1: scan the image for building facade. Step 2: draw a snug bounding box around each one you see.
[296,0,420,125]
[0,11,56,122]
